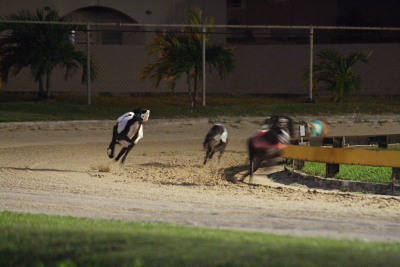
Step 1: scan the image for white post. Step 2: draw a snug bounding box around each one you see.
[202,26,206,107]
[309,26,314,101]
[86,23,91,105]
[299,125,305,144]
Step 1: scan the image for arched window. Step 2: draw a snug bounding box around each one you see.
[64,6,143,45]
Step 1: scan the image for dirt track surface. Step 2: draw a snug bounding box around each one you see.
[1,115,400,242]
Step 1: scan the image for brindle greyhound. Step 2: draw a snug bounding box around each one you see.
[203,124,228,165]
[240,118,292,183]
[263,115,294,137]
[107,108,150,164]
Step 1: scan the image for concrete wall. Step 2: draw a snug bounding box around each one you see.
[3,43,400,96]
[208,43,400,96]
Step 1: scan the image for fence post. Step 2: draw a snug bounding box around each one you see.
[326,137,344,177]
[293,125,307,170]
[202,25,206,107]
[86,23,91,106]
[392,168,400,194]
[309,26,314,101]
[378,136,388,148]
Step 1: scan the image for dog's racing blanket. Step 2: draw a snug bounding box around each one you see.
[213,124,228,143]
[220,128,228,143]
[308,120,328,137]
[117,112,134,134]
[116,111,144,146]
[133,125,143,144]
[252,130,287,150]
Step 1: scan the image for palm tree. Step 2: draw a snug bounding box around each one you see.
[140,7,235,104]
[0,9,97,99]
[303,48,371,103]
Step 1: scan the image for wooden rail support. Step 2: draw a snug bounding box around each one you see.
[293,159,305,170]
[326,137,344,177]
[369,135,388,148]
[392,168,400,194]
[378,136,388,148]
[292,141,307,170]
[283,144,400,195]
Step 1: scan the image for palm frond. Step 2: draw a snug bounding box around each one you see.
[140,7,235,100]
[0,8,95,97]
[302,48,371,103]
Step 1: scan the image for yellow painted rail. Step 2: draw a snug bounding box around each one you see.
[283,144,400,168]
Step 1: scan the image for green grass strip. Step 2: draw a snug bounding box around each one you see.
[1,211,400,267]
[1,94,400,122]
[302,162,392,184]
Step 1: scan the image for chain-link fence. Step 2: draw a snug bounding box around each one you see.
[1,21,400,104]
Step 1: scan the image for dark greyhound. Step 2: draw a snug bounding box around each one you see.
[263,115,294,137]
[107,108,150,163]
[240,123,291,183]
[203,124,228,165]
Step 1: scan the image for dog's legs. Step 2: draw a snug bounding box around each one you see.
[107,124,118,158]
[120,144,135,164]
[204,147,216,165]
[204,150,210,165]
[240,139,254,182]
[239,156,255,183]
[208,151,216,160]
[252,156,263,174]
[217,149,225,163]
[248,140,256,183]
[249,155,263,184]
[115,147,128,162]
[239,156,257,183]
[249,158,255,183]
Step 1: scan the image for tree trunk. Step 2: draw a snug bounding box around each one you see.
[332,94,338,104]
[45,70,51,98]
[37,76,47,99]
[186,72,193,106]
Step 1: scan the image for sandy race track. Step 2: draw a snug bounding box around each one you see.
[1,114,400,242]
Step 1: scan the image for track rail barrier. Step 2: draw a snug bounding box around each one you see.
[283,138,400,193]
[291,134,400,148]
